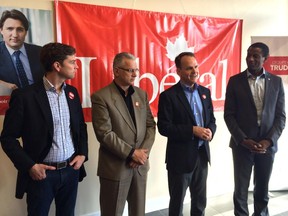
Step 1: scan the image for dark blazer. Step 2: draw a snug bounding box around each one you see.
[224,70,286,152]
[0,81,88,199]
[0,41,44,87]
[157,81,216,174]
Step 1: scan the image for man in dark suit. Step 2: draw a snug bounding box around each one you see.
[91,52,156,216]
[224,42,286,216]
[157,52,216,216]
[0,9,44,90]
[1,42,88,216]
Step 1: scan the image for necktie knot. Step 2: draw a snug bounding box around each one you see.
[14,50,21,57]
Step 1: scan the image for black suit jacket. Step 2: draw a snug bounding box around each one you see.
[0,41,44,87]
[157,82,216,173]
[224,70,286,152]
[0,81,88,198]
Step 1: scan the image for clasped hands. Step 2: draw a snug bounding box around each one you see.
[241,139,271,154]
[193,126,212,141]
[129,149,148,168]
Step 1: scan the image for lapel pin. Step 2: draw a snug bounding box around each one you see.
[135,102,139,107]
[69,92,75,99]
[202,94,206,99]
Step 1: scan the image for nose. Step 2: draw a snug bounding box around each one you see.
[191,67,199,74]
[74,62,79,69]
[12,29,18,37]
[131,70,138,77]
[246,55,254,62]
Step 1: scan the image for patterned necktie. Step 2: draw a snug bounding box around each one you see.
[14,50,29,87]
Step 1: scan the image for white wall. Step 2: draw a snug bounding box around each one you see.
[0,0,287,215]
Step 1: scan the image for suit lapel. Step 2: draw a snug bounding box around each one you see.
[0,42,20,86]
[263,72,273,110]
[25,43,37,78]
[197,86,207,124]
[65,86,75,123]
[111,84,136,133]
[240,71,256,107]
[34,83,54,136]
[132,90,142,134]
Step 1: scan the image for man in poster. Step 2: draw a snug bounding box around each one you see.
[0,9,44,92]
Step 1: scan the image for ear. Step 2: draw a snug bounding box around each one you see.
[113,67,120,77]
[53,61,61,72]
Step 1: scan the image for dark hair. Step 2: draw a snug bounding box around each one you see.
[0,9,29,31]
[175,52,196,69]
[248,42,270,58]
[40,42,76,72]
[113,52,136,68]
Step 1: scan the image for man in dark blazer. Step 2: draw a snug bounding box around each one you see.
[157,52,216,216]
[0,9,44,91]
[91,52,156,216]
[1,42,88,216]
[224,42,286,216]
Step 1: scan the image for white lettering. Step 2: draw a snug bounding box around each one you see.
[76,57,97,108]
[77,57,228,107]
[134,73,159,104]
[270,64,288,71]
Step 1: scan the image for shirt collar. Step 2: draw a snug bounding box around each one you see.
[43,76,66,92]
[6,43,27,57]
[180,82,199,92]
[113,81,135,97]
[246,68,266,79]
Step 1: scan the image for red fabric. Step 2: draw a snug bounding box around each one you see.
[55,1,243,121]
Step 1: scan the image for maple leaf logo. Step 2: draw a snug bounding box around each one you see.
[166,34,194,62]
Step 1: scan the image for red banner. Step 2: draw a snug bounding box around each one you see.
[55,1,242,121]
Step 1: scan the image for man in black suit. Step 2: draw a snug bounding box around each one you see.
[1,42,88,216]
[157,52,216,216]
[224,42,286,216]
[0,9,44,90]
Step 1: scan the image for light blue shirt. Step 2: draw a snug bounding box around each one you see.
[181,82,205,147]
[6,44,34,85]
[43,77,75,162]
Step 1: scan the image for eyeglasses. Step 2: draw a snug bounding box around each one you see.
[117,67,139,73]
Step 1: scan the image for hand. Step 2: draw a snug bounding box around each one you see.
[241,139,267,154]
[29,163,56,180]
[193,126,212,141]
[0,80,18,90]
[69,155,86,170]
[132,149,148,165]
[129,160,140,168]
[257,139,271,152]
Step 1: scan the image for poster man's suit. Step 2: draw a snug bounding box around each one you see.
[0,41,44,88]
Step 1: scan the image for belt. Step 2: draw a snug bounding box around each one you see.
[43,156,73,170]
